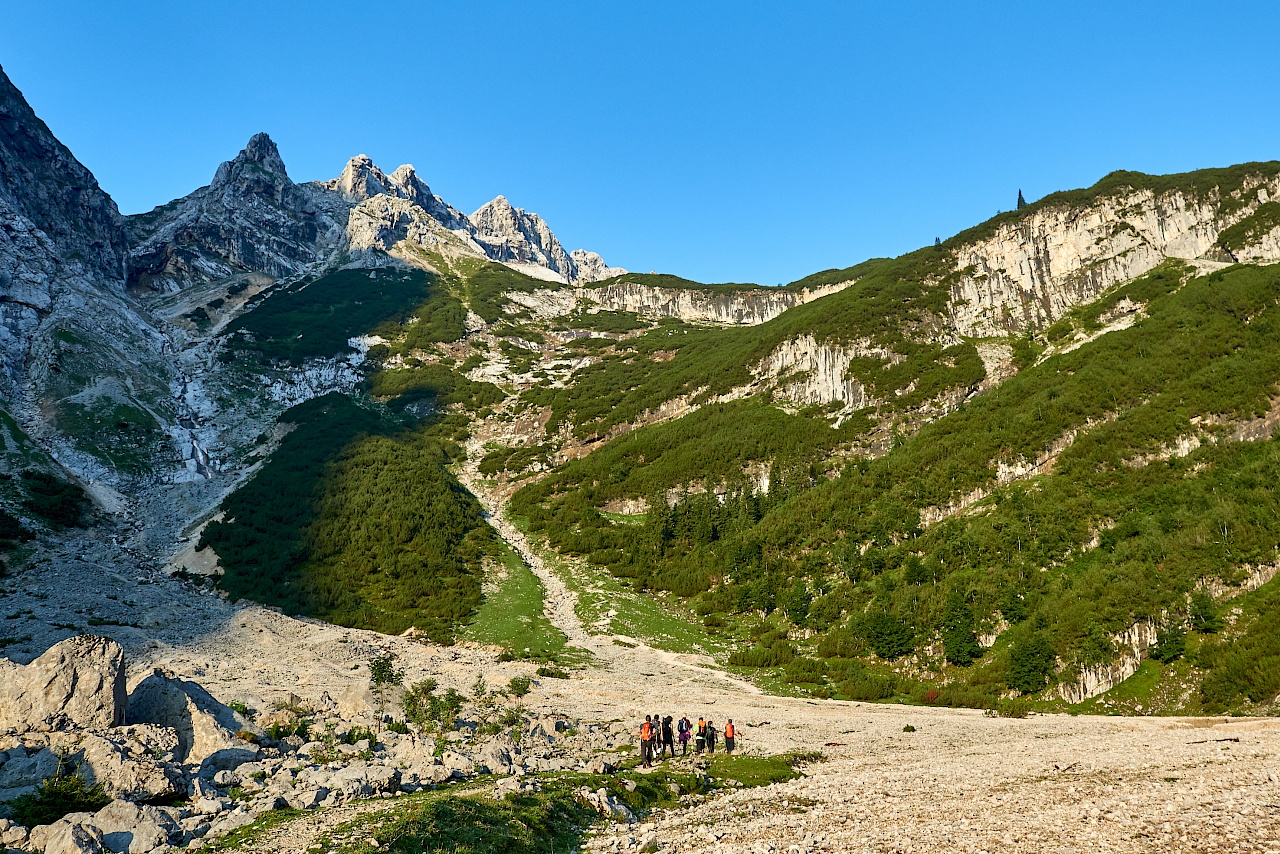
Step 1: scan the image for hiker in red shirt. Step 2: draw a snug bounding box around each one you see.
[724,718,737,754]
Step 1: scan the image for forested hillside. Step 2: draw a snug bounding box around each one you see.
[196,160,1280,714]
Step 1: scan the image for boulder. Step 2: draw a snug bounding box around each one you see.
[38,820,106,854]
[89,800,181,854]
[0,637,126,733]
[284,787,328,810]
[126,672,257,771]
[50,728,184,802]
[0,817,30,847]
[336,685,375,718]
[0,746,61,791]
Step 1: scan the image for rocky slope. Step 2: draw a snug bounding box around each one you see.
[127,134,346,294]
[947,170,1280,336]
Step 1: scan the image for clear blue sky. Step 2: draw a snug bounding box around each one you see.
[5,1,1279,285]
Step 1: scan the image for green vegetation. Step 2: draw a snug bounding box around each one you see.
[561,309,649,334]
[321,788,593,854]
[225,268,433,364]
[460,544,577,663]
[1218,202,1280,253]
[466,264,548,323]
[10,772,111,827]
[203,395,496,641]
[515,260,1280,710]
[585,272,761,292]
[371,364,503,411]
[52,400,162,474]
[201,808,304,851]
[524,247,985,439]
[311,752,806,854]
[707,751,816,787]
[19,470,90,529]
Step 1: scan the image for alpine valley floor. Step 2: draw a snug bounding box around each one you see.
[4,514,1279,854]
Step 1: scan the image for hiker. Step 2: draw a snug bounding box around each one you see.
[652,710,663,760]
[724,718,736,754]
[640,715,653,768]
[677,715,692,756]
[706,719,718,754]
[695,716,707,754]
[662,715,675,759]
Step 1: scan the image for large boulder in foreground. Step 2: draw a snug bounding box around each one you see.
[126,671,258,771]
[0,636,126,733]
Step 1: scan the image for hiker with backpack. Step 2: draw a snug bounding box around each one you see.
[695,716,707,754]
[724,718,736,754]
[640,715,654,768]
[677,715,692,755]
[706,720,718,753]
[652,710,664,760]
[662,715,675,759]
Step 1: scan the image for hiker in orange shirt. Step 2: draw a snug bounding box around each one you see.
[695,716,707,753]
[724,718,737,754]
[640,715,653,768]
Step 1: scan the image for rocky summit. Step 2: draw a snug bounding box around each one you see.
[4,58,1280,853]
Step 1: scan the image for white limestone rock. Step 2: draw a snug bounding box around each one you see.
[0,636,126,734]
[125,671,257,772]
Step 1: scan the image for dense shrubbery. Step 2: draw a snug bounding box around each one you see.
[10,772,110,827]
[226,269,432,364]
[515,261,1280,707]
[203,394,495,640]
[20,470,89,528]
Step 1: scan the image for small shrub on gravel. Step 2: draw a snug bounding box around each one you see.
[536,665,568,679]
[11,772,111,827]
[508,675,532,697]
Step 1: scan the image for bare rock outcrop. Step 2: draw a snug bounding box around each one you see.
[948,175,1280,337]
[586,279,852,325]
[125,671,257,771]
[53,727,185,802]
[0,636,126,733]
[127,133,347,292]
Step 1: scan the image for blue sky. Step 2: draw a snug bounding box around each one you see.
[4,1,1279,284]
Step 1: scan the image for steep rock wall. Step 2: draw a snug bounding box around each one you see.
[948,177,1280,337]
[583,280,853,326]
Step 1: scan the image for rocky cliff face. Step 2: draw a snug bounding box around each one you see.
[470,196,578,282]
[0,65,138,399]
[587,279,852,325]
[127,134,347,293]
[948,176,1280,337]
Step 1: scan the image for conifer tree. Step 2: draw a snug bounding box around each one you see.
[1017,189,1028,209]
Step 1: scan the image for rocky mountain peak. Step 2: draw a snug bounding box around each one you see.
[209,132,295,206]
[469,195,576,281]
[327,154,391,202]
[0,64,129,284]
[387,164,432,206]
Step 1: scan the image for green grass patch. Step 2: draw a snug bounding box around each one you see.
[461,543,586,665]
[201,807,305,851]
[707,751,819,787]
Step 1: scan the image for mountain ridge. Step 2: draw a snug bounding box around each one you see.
[4,62,1280,719]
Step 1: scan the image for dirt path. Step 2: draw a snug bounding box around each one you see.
[454,432,763,697]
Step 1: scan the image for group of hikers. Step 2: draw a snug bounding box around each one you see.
[638,714,736,767]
